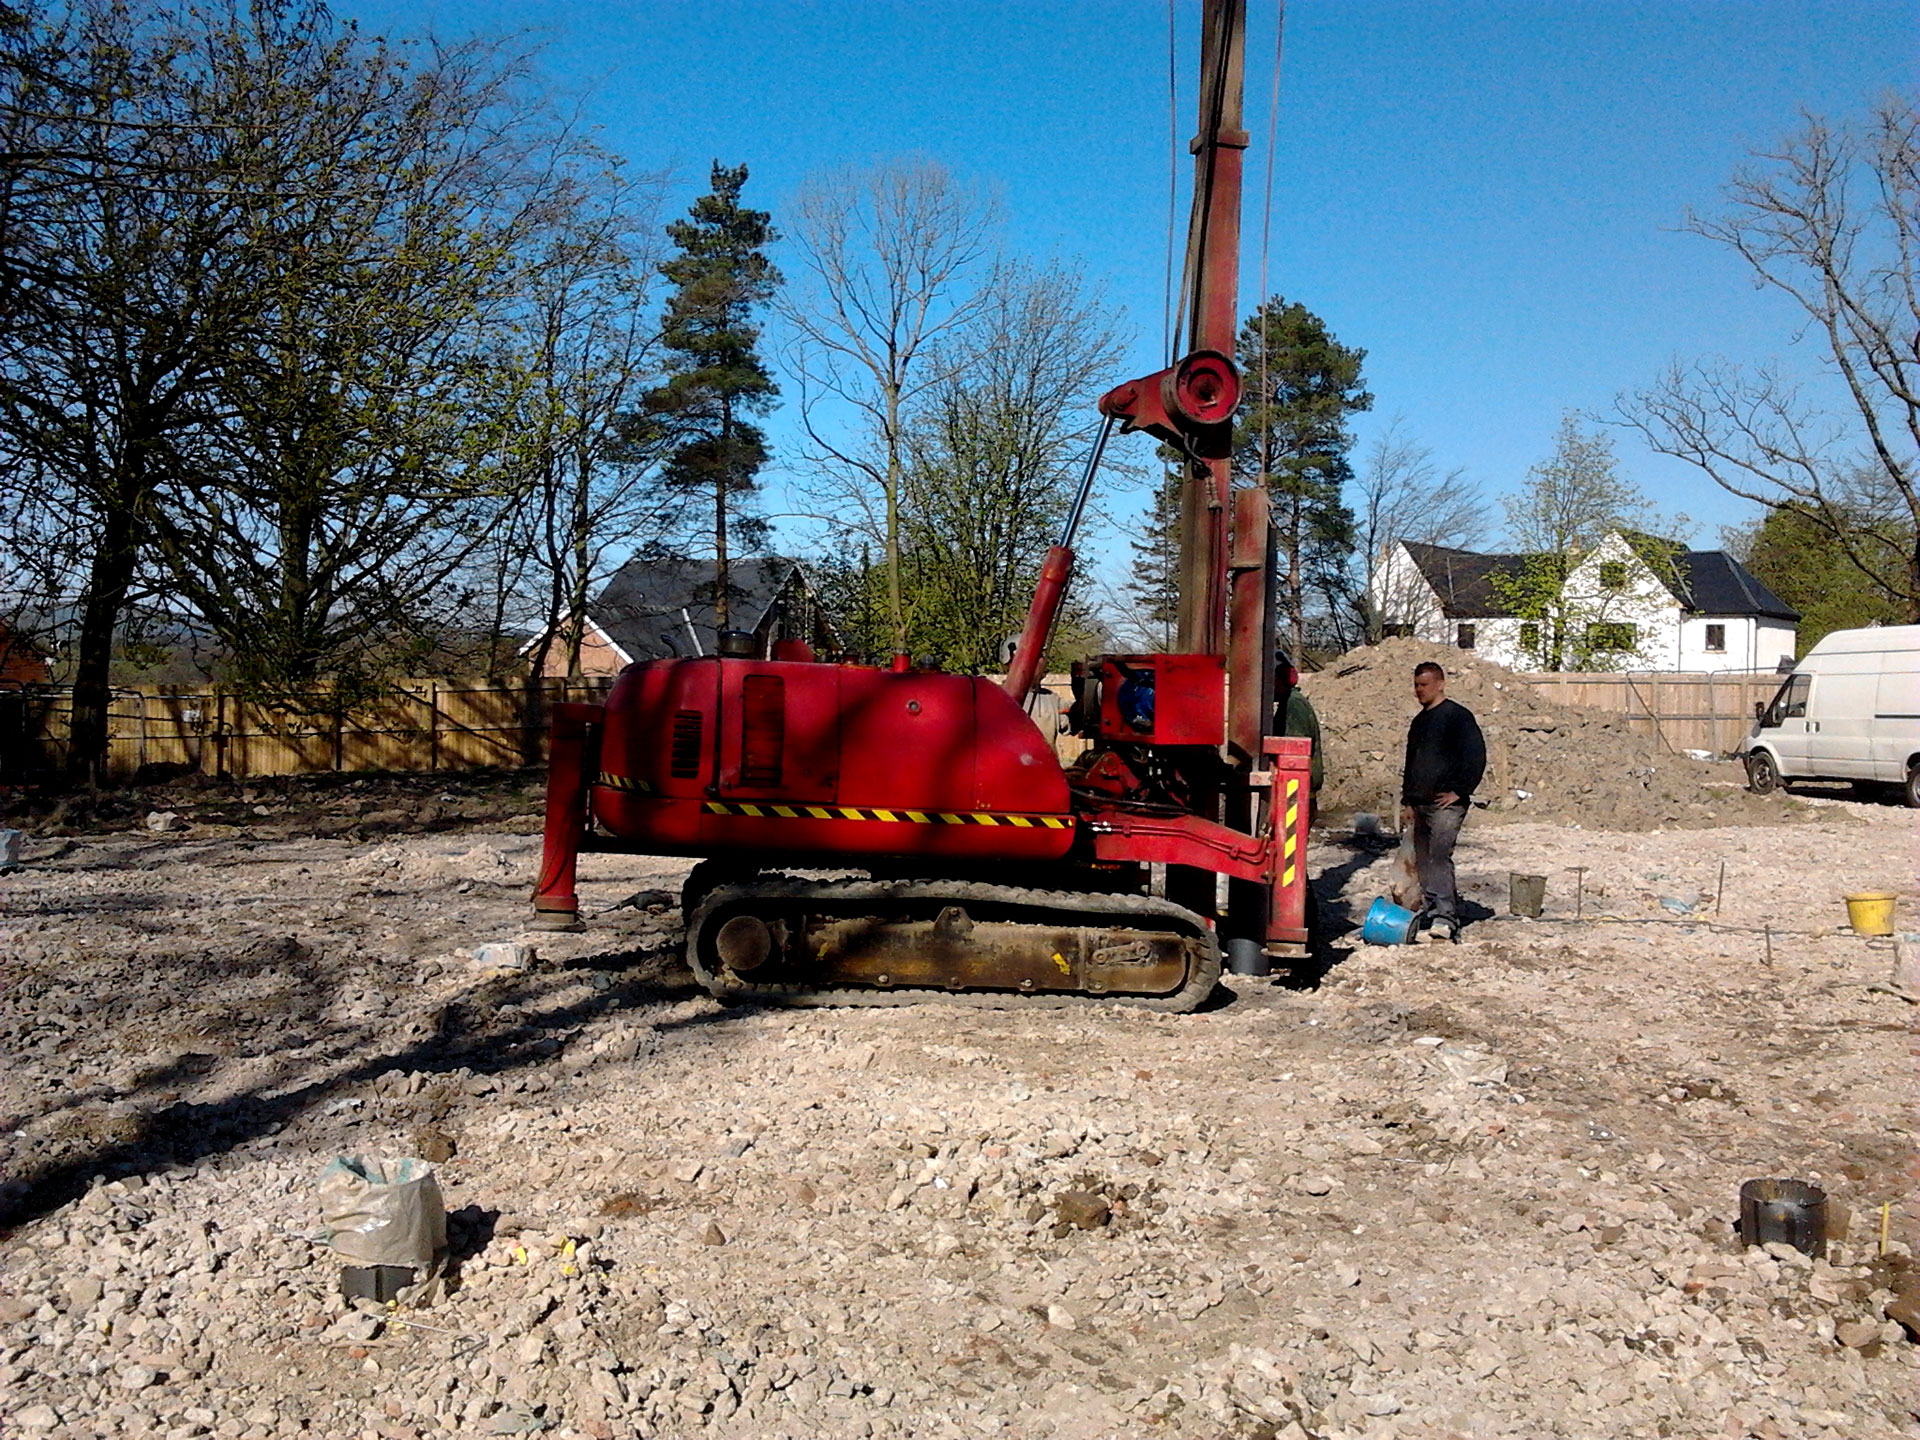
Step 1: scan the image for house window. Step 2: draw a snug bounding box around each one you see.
[1586,621,1637,652]
[1704,623,1726,653]
[1599,561,1628,591]
[1519,622,1540,653]
[1456,624,1476,650]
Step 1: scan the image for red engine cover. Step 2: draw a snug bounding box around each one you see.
[593,658,1074,863]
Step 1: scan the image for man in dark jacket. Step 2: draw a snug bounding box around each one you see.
[1399,661,1486,942]
[1272,651,1323,810]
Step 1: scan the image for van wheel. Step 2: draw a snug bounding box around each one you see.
[1905,763,1920,809]
[1745,751,1781,796]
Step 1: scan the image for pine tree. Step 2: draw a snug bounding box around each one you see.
[1125,468,1184,650]
[1233,297,1370,653]
[643,163,781,630]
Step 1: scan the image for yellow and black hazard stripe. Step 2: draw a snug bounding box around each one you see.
[1281,777,1301,887]
[702,800,1071,830]
[595,772,654,795]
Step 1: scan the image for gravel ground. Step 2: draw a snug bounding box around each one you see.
[0,793,1915,1440]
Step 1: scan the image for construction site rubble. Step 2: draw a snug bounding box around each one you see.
[1301,637,1815,831]
[0,790,1912,1438]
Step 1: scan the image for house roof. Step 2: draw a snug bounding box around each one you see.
[1400,543,1536,619]
[1674,551,1801,623]
[1613,532,1800,621]
[1404,537,1801,625]
[591,555,816,661]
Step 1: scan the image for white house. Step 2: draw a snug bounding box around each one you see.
[1370,533,1800,673]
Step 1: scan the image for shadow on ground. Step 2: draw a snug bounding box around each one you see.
[0,936,752,1235]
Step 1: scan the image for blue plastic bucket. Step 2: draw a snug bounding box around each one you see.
[1361,897,1417,945]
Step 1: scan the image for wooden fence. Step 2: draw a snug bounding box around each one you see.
[0,678,617,783]
[1519,671,1780,756]
[0,668,1780,785]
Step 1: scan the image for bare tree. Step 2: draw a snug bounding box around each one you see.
[895,261,1126,671]
[1504,413,1654,555]
[1622,95,1920,619]
[782,159,1000,651]
[486,167,682,682]
[1349,416,1486,641]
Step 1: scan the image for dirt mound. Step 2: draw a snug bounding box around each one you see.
[1301,637,1810,831]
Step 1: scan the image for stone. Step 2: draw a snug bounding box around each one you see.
[1834,1319,1880,1349]
[700,1222,728,1247]
[1054,1191,1110,1231]
[145,811,183,832]
[13,1404,59,1430]
[1045,1304,1077,1331]
[65,1275,105,1311]
[1884,1289,1920,1341]
[1298,1174,1335,1196]
[474,942,536,971]
[120,1363,160,1391]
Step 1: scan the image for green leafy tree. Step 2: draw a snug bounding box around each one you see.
[0,0,262,779]
[894,261,1123,672]
[1493,415,1671,671]
[1503,413,1651,556]
[639,162,781,631]
[1232,297,1370,653]
[1730,501,1909,653]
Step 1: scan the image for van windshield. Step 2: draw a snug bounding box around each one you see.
[1764,673,1810,725]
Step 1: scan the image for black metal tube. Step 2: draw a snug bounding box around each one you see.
[1058,415,1116,548]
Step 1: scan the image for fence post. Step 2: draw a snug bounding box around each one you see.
[429,682,440,772]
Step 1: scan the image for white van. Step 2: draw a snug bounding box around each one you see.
[1739,624,1920,806]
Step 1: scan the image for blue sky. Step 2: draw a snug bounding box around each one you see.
[345,0,1916,561]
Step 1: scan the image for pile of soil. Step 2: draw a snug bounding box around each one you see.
[1301,638,1811,831]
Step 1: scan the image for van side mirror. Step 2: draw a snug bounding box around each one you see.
[1753,701,1765,721]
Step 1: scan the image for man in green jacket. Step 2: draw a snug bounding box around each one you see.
[1273,651,1323,813]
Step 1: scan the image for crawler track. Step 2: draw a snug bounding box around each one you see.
[685,878,1221,1012]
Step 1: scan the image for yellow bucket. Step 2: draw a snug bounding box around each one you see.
[1844,891,1897,936]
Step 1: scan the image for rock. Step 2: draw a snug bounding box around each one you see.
[700,1222,728,1247]
[474,941,536,970]
[1361,1393,1403,1416]
[1045,1304,1077,1330]
[0,1295,37,1324]
[144,811,183,832]
[1834,1319,1880,1349]
[332,1312,384,1343]
[1297,1174,1335,1196]
[65,1275,104,1310]
[1054,1191,1110,1230]
[120,1363,160,1391]
[13,1403,59,1430]
[414,1127,457,1163]
[1885,1289,1920,1341]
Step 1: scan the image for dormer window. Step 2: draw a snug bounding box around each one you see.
[1599,561,1628,591]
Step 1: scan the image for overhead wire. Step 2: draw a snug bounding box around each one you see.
[1164,0,1178,368]
[1258,1,1286,439]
